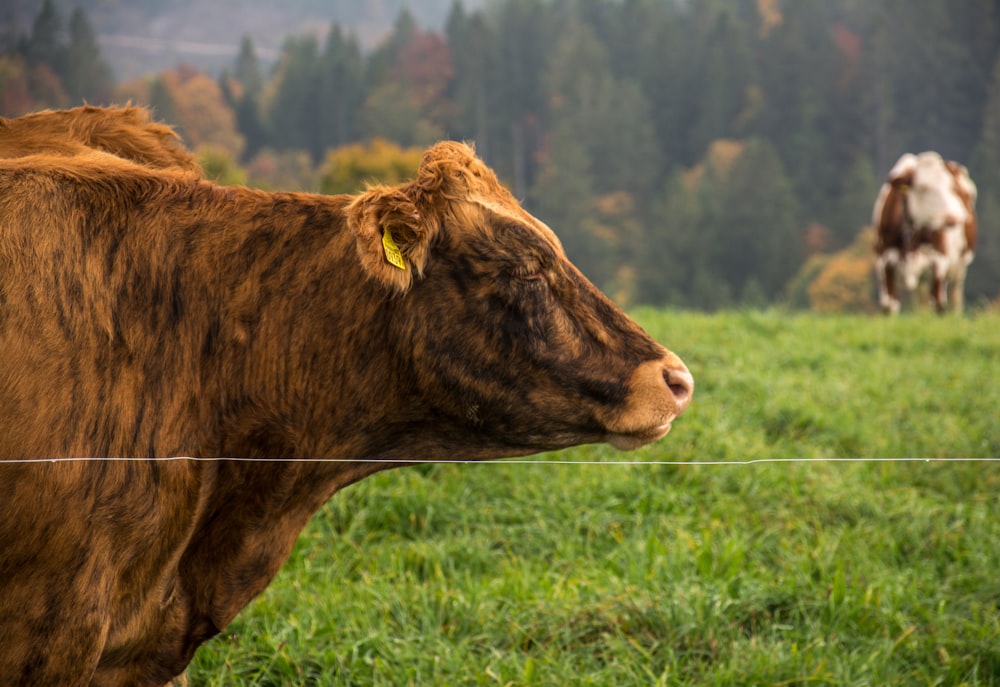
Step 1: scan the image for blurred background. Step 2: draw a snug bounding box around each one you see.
[2,0,998,312]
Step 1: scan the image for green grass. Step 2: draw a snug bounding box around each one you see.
[189,310,1000,686]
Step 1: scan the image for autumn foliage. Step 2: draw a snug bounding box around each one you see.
[805,228,877,314]
[5,0,1000,310]
[117,65,244,160]
[319,139,423,195]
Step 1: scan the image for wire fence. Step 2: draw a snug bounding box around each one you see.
[2,456,998,465]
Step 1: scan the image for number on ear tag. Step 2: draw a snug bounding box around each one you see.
[381,227,407,270]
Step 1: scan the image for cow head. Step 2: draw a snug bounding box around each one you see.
[345,142,692,457]
[906,152,969,234]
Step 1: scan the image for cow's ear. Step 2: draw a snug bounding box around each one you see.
[346,186,432,293]
[889,169,914,191]
[887,154,916,190]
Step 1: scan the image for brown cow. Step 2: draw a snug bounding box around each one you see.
[0,104,200,172]
[0,112,693,686]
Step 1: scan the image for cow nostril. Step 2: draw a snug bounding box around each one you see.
[663,365,694,409]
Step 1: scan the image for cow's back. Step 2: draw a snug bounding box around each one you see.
[0,105,199,172]
[0,151,208,458]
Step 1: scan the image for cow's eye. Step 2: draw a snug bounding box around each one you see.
[511,264,547,288]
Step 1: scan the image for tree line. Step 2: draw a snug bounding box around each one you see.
[3,0,999,310]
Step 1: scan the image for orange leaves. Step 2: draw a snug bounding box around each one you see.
[804,228,877,314]
[116,66,245,160]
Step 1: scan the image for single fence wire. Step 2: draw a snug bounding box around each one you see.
[2,456,999,465]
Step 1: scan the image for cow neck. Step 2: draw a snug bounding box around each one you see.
[196,185,407,465]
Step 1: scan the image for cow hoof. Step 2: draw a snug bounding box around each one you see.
[881,301,900,316]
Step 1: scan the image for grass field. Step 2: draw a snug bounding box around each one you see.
[189,310,1000,686]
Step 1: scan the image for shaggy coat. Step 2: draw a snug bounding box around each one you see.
[0,104,200,172]
[0,113,692,686]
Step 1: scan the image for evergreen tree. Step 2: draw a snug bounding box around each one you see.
[607,0,687,174]
[967,50,1000,303]
[714,139,804,301]
[870,0,996,163]
[756,0,841,224]
[0,7,20,55]
[63,8,112,103]
[639,169,704,306]
[367,8,418,89]
[229,37,267,160]
[23,0,64,72]
[361,81,441,147]
[445,1,492,151]
[970,51,1000,198]
[266,35,322,159]
[484,0,552,194]
[831,154,878,248]
[543,10,660,199]
[533,14,660,287]
[317,26,364,150]
[148,76,179,131]
[234,36,263,98]
[531,119,598,280]
[685,6,757,162]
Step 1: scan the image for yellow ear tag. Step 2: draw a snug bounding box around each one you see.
[381,227,407,270]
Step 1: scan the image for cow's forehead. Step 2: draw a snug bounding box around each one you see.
[410,141,566,257]
[913,152,951,186]
[467,194,565,255]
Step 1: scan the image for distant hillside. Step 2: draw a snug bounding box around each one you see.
[3,0,486,79]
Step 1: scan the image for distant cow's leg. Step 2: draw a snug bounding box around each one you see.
[875,252,900,314]
[930,262,947,314]
[948,260,968,315]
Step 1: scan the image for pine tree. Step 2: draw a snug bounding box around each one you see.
[367,8,417,88]
[230,36,266,160]
[63,8,112,103]
[967,50,1000,303]
[148,76,179,131]
[607,0,687,174]
[714,139,804,301]
[484,0,552,193]
[234,36,263,98]
[317,26,364,150]
[531,119,599,281]
[23,0,64,71]
[831,154,878,248]
[445,1,492,152]
[266,35,322,159]
[685,6,757,162]
[971,51,1000,197]
[639,169,704,306]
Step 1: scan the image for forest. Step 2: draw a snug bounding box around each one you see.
[2,0,999,311]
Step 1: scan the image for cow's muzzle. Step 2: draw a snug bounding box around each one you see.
[600,353,694,450]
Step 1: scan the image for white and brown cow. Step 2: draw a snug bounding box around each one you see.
[0,108,693,686]
[873,151,977,314]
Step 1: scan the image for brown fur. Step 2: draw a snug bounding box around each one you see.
[0,104,200,173]
[944,160,978,255]
[0,108,692,686]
